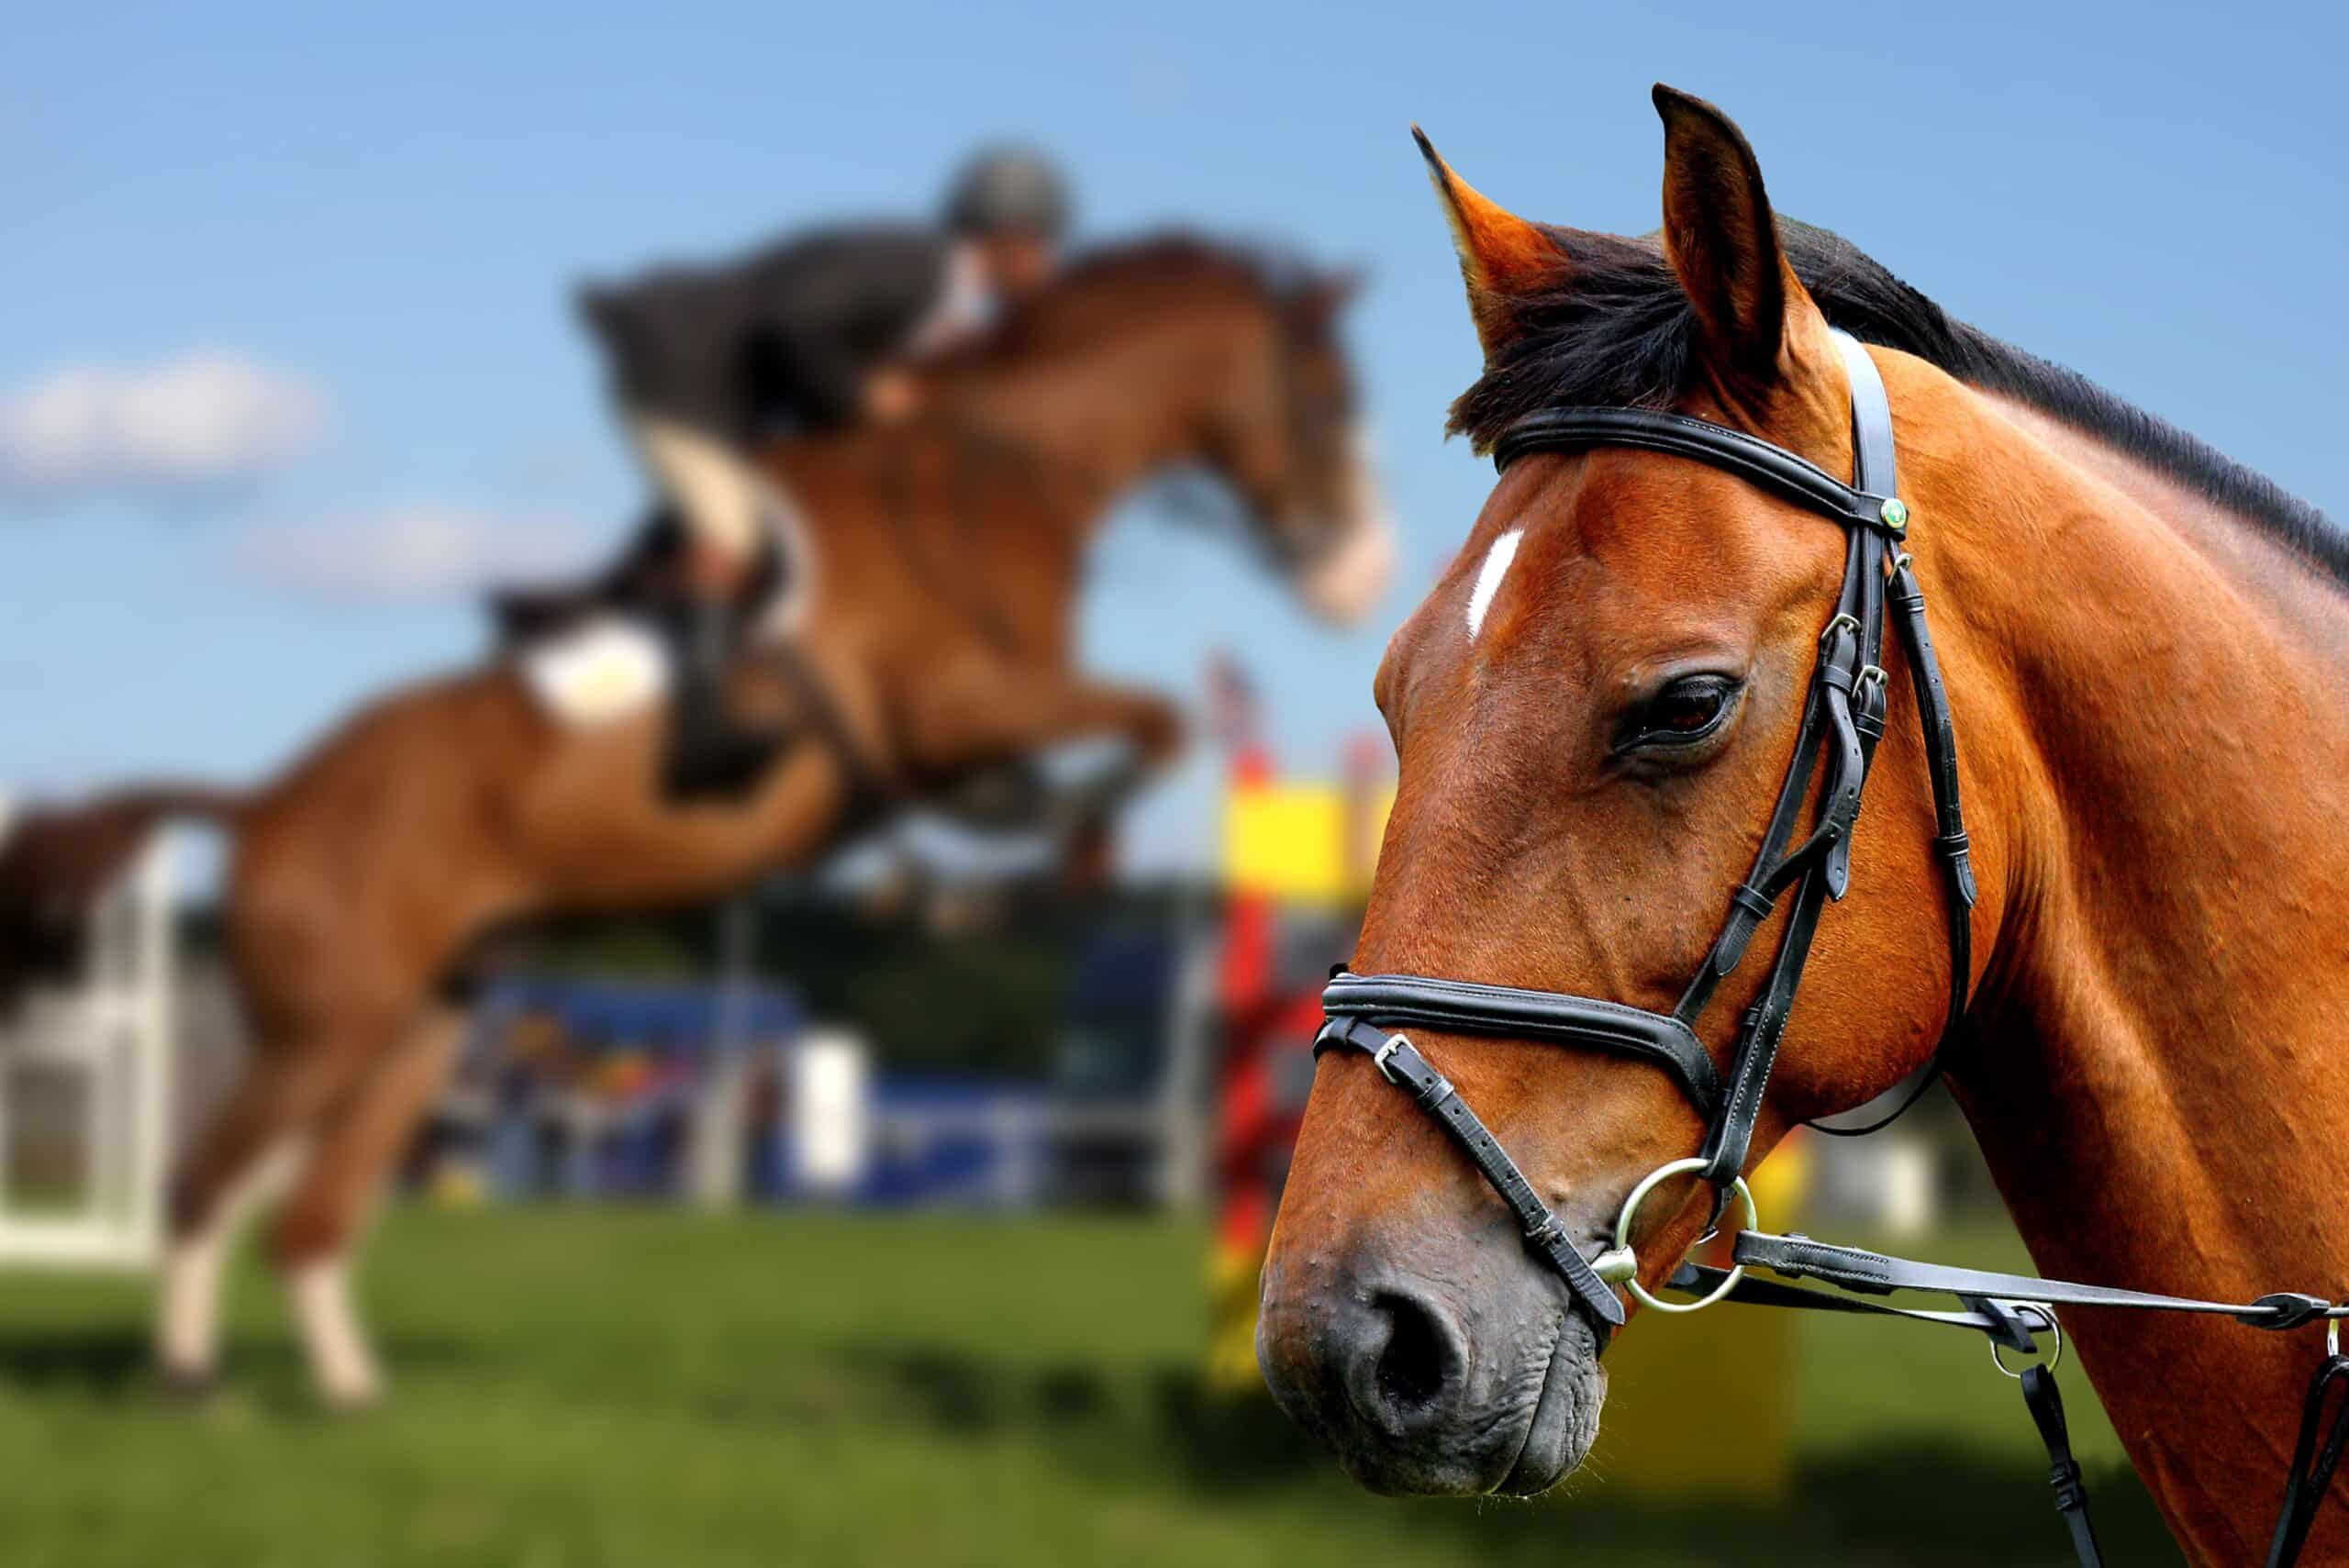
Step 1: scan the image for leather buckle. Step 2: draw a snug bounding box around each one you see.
[2048,1459,2085,1513]
[1372,1035,1408,1084]
[1854,665,1889,743]
[1887,551,1925,608]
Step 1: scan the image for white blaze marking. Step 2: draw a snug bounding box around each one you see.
[1465,528,1524,640]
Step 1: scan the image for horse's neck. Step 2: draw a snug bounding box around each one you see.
[1947,390,2349,1273]
[1932,379,2349,1558]
[772,306,1230,666]
[929,292,1248,518]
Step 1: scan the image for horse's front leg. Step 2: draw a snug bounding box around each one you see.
[907,667,1186,867]
[910,666,1185,775]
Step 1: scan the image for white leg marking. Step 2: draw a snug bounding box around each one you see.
[290,1255,381,1407]
[1466,528,1525,640]
[157,1140,299,1378]
[158,1236,228,1379]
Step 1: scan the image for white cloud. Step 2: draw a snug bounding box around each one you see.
[235,503,596,602]
[0,350,328,496]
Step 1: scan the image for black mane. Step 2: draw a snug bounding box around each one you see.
[1048,230,1327,302]
[932,230,1330,373]
[1453,220,2344,584]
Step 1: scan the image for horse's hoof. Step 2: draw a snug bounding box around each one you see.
[156,1365,220,1404]
[318,1381,385,1416]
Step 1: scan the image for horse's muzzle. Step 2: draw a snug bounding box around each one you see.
[1256,1235,1607,1495]
[1296,503,1396,626]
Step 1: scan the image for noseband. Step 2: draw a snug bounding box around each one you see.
[1316,332,1966,1333]
[1310,333,2349,1567]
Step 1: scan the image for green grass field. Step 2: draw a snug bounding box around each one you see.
[0,1208,2180,1567]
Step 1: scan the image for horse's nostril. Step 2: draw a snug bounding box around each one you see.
[1372,1290,1452,1414]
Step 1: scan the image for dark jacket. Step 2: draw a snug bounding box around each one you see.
[579,222,952,448]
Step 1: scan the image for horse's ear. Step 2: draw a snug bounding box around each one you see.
[1653,84,1829,389]
[1413,126,1566,362]
[575,281,626,343]
[1319,266,1366,312]
[1296,267,1366,327]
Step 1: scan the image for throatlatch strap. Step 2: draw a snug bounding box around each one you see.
[1804,335,1975,1142]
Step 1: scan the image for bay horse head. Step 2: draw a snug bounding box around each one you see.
[1258,88,1993,1495]
[1219,261,1393,625]
[930,238,1394,625]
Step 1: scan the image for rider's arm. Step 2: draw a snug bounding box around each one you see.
[740,224,953,432]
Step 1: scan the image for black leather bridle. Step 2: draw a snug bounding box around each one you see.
[1312,332,2348,1566]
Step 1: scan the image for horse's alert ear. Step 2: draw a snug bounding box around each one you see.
[1414,126,1566,363]
[1319,266,1367,312]
[1297,266,1367,327]
[1653,84,1830,391]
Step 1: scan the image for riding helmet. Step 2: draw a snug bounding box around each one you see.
[941,144,1073,240]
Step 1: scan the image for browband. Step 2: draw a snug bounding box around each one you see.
[1492,405,1910,539]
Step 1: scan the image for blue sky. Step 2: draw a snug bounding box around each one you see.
[6,0,2344,879]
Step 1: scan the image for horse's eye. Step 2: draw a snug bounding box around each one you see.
[1620,675,1738,751]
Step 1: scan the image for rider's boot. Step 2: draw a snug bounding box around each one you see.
[658,598,787,803]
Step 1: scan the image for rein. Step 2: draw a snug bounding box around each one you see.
[1315,332,2349,1565]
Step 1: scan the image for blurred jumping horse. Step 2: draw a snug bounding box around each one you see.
[1256,89,2347,1566]
[0,236,1389,1407]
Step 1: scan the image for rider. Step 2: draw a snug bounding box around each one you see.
[576,145,1074,799]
